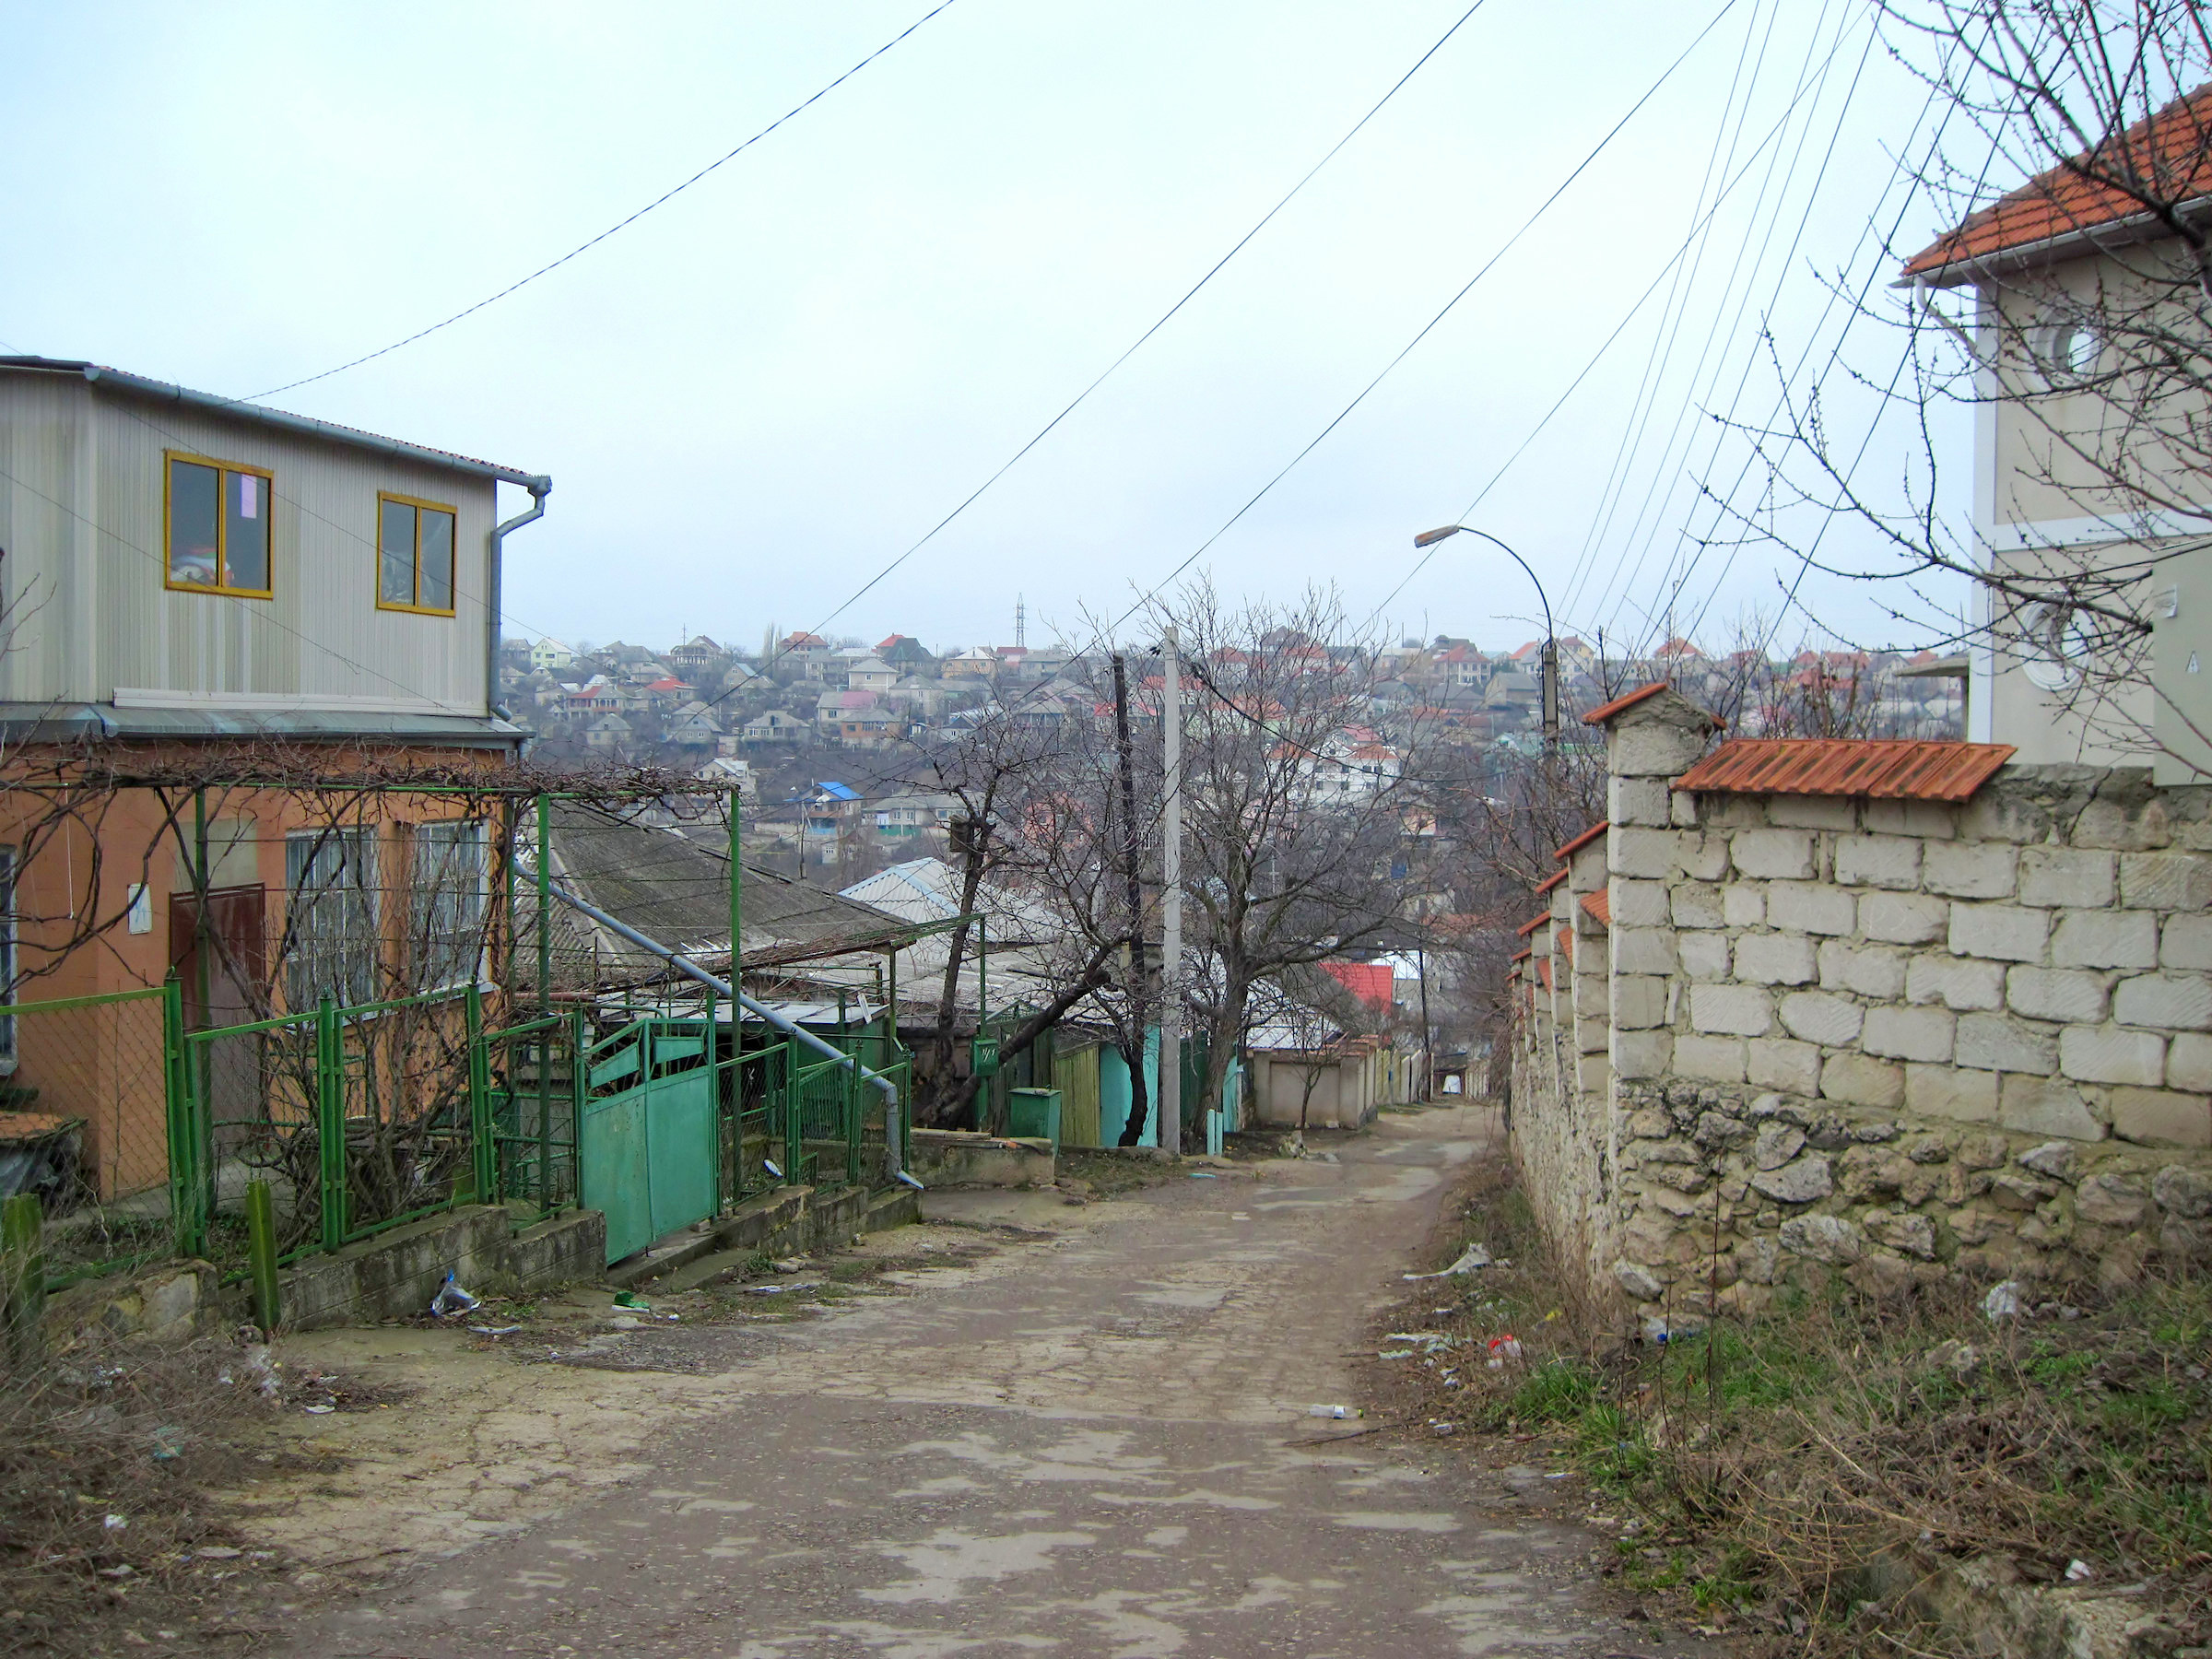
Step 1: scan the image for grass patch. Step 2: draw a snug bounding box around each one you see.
[1387,1159,2212,1644]
[1057,1150,1183,1196]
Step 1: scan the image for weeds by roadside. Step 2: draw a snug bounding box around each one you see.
[1379,1159,2212,1652]
[0,1332,292,1657]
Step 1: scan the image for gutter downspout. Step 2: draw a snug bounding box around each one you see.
[488,481,551,724]
[543,878,913,1185]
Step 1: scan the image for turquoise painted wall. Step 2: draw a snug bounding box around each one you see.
[1095,1028,1161,1148]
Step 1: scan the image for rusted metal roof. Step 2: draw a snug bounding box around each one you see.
[1553,819,1608,862]
[1580,681,1671,725]
[1516,912,1548,938]
[1581,888,1611,926]
[1535,869,1569,895]
[1673,738,2016,803]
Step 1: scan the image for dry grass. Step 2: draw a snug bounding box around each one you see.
[0,1329,307,1657]
[1379,1159,2212,1651]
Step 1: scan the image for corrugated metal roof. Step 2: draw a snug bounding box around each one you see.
[1,357,548,487]
[1535,869,1569,895]
[1554,819,1608,861]
[1581,889,1611,926]
[1673,738,2016,802]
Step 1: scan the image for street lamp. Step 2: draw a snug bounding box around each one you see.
[1412,525,1557,743]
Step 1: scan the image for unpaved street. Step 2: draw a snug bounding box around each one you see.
[262,1107,1642,1656]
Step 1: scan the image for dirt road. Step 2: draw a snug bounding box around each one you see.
[259,1105,1643,1656]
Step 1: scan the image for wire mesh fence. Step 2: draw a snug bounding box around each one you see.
[0,989,178,1285]
[178,986,509,1271]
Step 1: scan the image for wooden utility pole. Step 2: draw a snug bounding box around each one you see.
[1112,653,1152,1147]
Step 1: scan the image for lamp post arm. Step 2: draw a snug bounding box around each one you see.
[1453,528,1552,641]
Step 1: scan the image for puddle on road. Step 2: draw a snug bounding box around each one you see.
[1333,1510,1464,1532]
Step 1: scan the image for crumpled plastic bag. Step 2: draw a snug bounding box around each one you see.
[429,1272,480,1318]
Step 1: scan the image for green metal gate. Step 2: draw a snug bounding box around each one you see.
[580,1020,719,1264]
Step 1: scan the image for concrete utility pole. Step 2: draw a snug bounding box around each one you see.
[1159,627,1182,1157]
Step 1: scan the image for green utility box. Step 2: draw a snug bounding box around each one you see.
[1006,1087,1062,1147]
[971,1032,1000,1078]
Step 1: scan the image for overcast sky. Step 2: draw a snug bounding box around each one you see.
[1,1,1974,660]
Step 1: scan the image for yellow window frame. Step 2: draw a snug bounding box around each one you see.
[374,490,460,618]
[163,450,276,600]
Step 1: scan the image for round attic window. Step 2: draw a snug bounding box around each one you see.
[2041,319,2102,382]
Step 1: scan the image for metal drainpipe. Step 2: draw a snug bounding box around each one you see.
[543,878,914,1183]
[487,481,551,722]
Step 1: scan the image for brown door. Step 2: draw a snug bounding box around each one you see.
[171,886,268,1138]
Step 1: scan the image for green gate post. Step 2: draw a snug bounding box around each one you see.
[316,995,346,1252]
[161,971,205,1259]
[568,1006,589,1211]
[2,1192,45,1364]
[783,1041,802,1186]
[465,983,496,1205]
[536,793,555,1211]
[704,984,722,1216]
[244,1179,281,1335]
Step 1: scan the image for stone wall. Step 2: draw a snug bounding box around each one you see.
[1510,687,2212,1327]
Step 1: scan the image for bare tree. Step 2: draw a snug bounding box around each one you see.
[1703,0,2212,768]
[1144,582,1416,1134]
[898,701,1061,1124]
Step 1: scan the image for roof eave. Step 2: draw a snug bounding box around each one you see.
[2,357,550,489]
[1896,192,2212,288]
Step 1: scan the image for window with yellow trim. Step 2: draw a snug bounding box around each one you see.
[377,493,457,615]
[166,453,272,596]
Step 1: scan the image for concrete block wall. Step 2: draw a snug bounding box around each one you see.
[1510,688,2212,1325]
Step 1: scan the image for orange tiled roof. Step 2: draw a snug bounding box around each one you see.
[1674,738,2017,803]
[1903,82,2212,280]
[1537,958,1552,990]
[1581,888,1611,926]
[1535,869,1569,895]
[1558,926,1573,965]
[1554,820,1608,862]
[1516,912,1548,938]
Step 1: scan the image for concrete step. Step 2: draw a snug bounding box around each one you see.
[606,1182,922,1290]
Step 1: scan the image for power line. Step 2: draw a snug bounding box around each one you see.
[1577,0,1874,639]
[1562,0,1850,626]
[1555,0,1789,621]
[1364,12,1863,628]
[794,0,1500,646]
[691,0,1502,720]
[245,2,960,402]
[1092,0,1746,649]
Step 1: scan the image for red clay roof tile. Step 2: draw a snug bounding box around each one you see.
[1580,681,1671,725]
[1581,888,1611,926]
[1516,912,1548,938]
[1673,738,2016,803]
[1903,83,2212,280]
[1535,869,1569,895]
[1553,820,1609,862]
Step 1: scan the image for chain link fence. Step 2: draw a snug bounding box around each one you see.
[0,989,179,1285]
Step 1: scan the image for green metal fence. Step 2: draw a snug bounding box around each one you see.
[1,980,916,1288]
[176,984,500,1269]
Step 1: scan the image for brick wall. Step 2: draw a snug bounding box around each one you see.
[1510,688,2212,1328]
